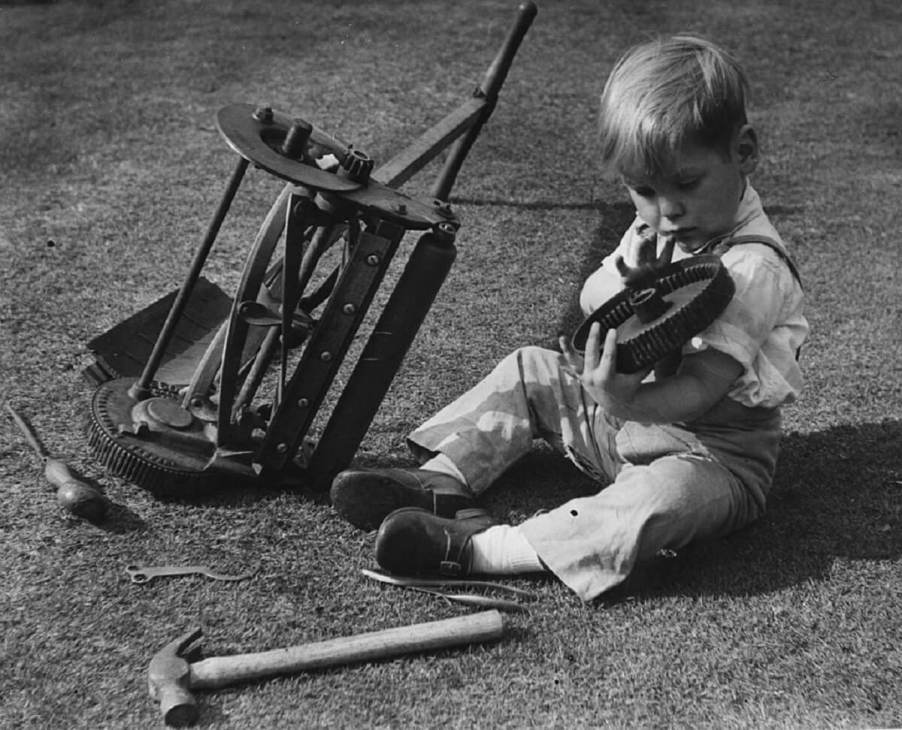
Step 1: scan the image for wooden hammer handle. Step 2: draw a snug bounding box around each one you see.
[189,610,505,690]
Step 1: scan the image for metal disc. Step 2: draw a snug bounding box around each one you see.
[87,378,258,497]
[216,103,361,192]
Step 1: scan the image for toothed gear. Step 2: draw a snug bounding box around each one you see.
[572,254,735,374]
[86,378,255,497]
[340,148,374,183]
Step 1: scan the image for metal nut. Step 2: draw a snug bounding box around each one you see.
[253,106,274,123]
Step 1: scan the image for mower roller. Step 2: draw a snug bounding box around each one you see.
[85,2,538,497]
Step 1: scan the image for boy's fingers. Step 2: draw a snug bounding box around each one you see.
[559,335,583,376]
[599,328,618,375]
[659,235,675,264]
[637,234,656,263]
[583,322,602,371]
[559,334,575,363]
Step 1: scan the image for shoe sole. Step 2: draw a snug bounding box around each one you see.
[331,473,473,531]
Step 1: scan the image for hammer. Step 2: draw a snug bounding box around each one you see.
[148,610,505,726]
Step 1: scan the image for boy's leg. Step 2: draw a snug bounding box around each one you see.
[408,345,621,492]
[374,448,760,589]
[517,452,763,601]
[332,345,621,529]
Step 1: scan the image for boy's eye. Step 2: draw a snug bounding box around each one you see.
[676,177,701,190]
[632,186,655,198]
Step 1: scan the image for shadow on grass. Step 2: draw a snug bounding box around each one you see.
[131,479,332,511]
[450,196,602,211]
[96,499,148,534]
[553,201,636,341]
[626,418,902,600]
[484,420,902,603]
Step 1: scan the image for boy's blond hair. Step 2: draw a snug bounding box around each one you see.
[598,35,750,176]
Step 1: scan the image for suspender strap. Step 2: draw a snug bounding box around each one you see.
[714,234,803,289]
[714,234,804,361]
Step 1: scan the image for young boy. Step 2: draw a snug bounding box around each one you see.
[330,35,808,601]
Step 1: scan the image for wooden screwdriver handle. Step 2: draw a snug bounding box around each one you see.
[189,610,505,690]
[46,458,109,521]
[44,458,83,488]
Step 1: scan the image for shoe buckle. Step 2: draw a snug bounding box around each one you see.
[439,560,463,576]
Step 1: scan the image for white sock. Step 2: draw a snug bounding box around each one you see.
[470,525,545,575]
[421,452,468,487]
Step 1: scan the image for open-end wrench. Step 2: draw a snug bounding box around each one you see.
[126,564,255,584]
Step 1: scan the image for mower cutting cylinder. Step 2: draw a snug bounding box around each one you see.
[305,223,458,490]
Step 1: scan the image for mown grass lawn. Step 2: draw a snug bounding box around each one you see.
[1,1,901,727]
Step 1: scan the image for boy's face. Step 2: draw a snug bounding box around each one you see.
[620,126,758,253]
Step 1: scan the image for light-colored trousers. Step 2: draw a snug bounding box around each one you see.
[408,346,782,601]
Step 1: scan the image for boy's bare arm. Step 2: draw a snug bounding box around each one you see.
[562,323,743,424]
[579,266,625,313]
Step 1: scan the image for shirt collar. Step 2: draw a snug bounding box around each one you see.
[692,179,766,254]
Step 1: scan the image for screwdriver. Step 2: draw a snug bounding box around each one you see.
[5,403,109,523]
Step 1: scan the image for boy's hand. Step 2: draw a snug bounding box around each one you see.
[615,233,675,288]
[560,322,651,416]
[562,320,743,423]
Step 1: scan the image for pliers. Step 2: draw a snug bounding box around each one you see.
[362,568,536,612]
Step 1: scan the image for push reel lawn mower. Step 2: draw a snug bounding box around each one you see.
[84,3,538,498]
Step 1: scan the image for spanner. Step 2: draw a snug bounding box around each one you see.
[126,564,255,584]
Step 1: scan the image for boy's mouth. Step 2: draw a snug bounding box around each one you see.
[661,227,695,240]
[660,228,698,247]
[667,229,714,254]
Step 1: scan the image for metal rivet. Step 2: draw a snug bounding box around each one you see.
[276,442,288,454]
[320,351,333,362]
[366,254,380,266]
[297,398,309,408]
[342,303,356,315]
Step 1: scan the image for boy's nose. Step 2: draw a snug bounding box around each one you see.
[659,196,685,219]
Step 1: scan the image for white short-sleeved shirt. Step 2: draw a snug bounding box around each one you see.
[579,183,808,409]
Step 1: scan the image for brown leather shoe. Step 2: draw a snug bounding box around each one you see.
[330,467,475,531]
[375,507,496,577]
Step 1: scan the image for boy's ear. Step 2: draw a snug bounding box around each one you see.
[736,124,759,174]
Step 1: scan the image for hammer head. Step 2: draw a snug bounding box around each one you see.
[148,628,202,727]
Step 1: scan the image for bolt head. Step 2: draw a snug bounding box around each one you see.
[253,106,274,123]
